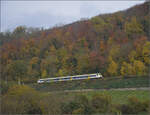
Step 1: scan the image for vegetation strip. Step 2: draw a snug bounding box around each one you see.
[48,87,150,93]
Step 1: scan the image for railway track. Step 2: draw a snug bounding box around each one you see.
[48,87,150,93]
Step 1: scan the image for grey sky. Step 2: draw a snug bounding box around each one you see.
[1,1,145,32]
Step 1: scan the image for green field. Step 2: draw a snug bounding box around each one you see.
[75,90,150,104]
[1,77,149,114]
[44,90,150,105]
[30,76,149,92]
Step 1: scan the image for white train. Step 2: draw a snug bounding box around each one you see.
[37,73,103,83]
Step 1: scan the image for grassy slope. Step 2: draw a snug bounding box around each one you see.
[33,77,150,112]
[39,90,150,107]
[83,90,150,104]
[30,76,149,92]
[43,90,150,105]
[30,76,150,104]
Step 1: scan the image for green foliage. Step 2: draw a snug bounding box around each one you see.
[1,84,150,114]
[39,94,62,114]
[61,101,81,114]
[125,17,144,37]
[1,85,42,114]
[40,56,59,78]
[91,17,107,30]
[6,60,27,82]
[61,91,149,114]
[120,96,150,114]
[76,54,90,74]
[12,26,27,39]
[91,16,113,37]
[0,80,17,94]
[13,26,26,34]
[91,93,112,113]
[61,95,92,114]
[27,57,40,80]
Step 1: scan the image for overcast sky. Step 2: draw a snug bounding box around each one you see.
[1,1,145,32]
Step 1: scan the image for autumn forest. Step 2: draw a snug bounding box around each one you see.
[0,2,149,84]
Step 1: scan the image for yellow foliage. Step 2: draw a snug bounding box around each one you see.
[142,41,150,64]
[125,17,143,36]
[107,59,118,76]
[128,50,137,63]
[41,70,47,78]
[30,57,39,65]
[132,60,147,76]
[120,62,133,76]
[108,45,120,61]
[121,60,147,76]
[7,85,37,96]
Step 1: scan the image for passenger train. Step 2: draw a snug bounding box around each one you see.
[37,73,103,83]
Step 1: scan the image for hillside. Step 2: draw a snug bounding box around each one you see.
[0,1,150,84]
[30,76,149,92]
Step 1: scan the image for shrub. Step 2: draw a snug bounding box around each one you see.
[120,104,132,114]
[74,95,92,114]
[0,81,9,94]
[127,96,143,113]
[61,101,80,114]
[0,80,17,94]
[120,96,150,114]
[141,100,150,112]
[1,85,42,114]
[39,94,62,114]
[110,104,122,115]
[72,108,84,114]
[61,95,92,114]
[91,93,112,113]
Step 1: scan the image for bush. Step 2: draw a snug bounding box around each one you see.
[140,100,150,112]
[120,104,132,114]
[61,95,92,114]
[110,104,122,115]
[74,95,92,114]
[1,85,42,114]
[39,94,62,114]
[128,96,144,113]
[91,93,112,113]
[120,96,150,114]
[0,80,17,94]
[0,81,9,94]
[72,108,85,114]
[61,101,80,114]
